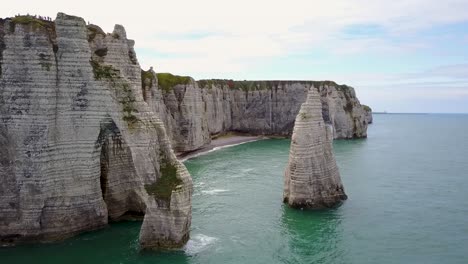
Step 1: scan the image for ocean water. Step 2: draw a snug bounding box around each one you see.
[2,114,468,264]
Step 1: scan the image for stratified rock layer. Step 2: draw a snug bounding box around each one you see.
[283,87,347,209]
[142,77,372,153]
[0,13,191,249]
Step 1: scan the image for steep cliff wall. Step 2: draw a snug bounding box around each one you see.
[284,87,347,209]
[143,77,372,153]
[0,14,191,249]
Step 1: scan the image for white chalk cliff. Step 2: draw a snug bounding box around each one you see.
[142,78,372,153]
[0,13,191,249]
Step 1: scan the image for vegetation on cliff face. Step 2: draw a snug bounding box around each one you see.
[90,59,139,128]
[90,59,119,80]
[145,158,182,202]
[156,73,191,92]
[119,83,139,127]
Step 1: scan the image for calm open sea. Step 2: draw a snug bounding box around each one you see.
[2,114,468,264]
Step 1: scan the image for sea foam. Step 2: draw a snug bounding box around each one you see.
[184,234,218,255]
[201,189,229,195]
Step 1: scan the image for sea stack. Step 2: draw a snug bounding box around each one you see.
[283,87,347,209]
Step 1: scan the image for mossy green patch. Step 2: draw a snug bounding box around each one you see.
[90,59,140,128]
[90,59,119,81]
[119,83,139,128]
[196,79,214,89]
[233,81,265,91]
[156,73,191,92]
[10,16,53,32]
[145,159,181,202]
[197,79,355,92]
[197,79,232,89]
[197,79,276,91]
[312,80,352,92]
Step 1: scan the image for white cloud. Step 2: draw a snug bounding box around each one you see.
[4,0,468,75]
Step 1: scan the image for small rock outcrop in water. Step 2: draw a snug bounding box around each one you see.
[283,87,347,209]
[0,13,191,249]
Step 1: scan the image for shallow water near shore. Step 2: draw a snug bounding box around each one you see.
[2,114,468,263]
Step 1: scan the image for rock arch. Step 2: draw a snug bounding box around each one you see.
[95,117,146,221]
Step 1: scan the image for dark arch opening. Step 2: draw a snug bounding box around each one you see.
[96,118,145,222]
[100,137,109,199]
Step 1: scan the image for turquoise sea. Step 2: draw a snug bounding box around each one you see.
[2,114,468,263]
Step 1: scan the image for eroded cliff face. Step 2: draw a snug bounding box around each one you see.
[363,105,373,124]
[0,14,191,249]
[283,87,347,209]
[143,77,372,153]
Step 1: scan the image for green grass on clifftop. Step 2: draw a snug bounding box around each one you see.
[10,16,54,32]
[156,73,191,92]
[197,79,354,92]
[313,81,353,92]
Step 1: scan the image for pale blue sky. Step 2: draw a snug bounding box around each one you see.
[2,0,468,113]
